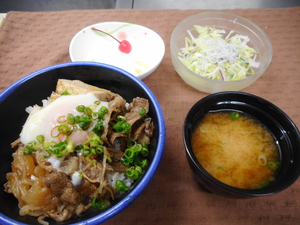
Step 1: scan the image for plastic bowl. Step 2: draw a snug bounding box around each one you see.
[0,62,166,225]
[170,12,272,93]
[183,92,300,198]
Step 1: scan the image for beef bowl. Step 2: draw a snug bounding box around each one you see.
[183,92,300,198]
[0,62,166,224]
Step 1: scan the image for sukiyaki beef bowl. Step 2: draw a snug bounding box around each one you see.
[0,62,166,225]
[183,91,300,198]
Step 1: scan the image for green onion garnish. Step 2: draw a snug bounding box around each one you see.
[116,180,129,192]
[139,108,146,116]
[230,112,240,120]
[113,116,131,134]
[91,196,110,210]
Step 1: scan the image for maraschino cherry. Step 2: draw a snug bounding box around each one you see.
[91,27,132,54]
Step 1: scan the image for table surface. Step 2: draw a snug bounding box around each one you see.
[0,7,300,225]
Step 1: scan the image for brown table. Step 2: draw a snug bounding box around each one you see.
[1,7,300,225]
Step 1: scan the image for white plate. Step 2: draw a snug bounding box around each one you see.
[69,22,165,79]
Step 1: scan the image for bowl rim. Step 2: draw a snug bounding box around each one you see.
[183,91,300,197]
[69,21,166,80]
[0,61,166,225]
[170,11,273,84]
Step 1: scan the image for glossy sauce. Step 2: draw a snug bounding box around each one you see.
[191,112,280,189]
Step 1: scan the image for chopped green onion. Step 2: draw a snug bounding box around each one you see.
[99,106,108,115]
[79,114,91,123]
[139,108,146,116]
[86,155,97,167]
[230,112,240,120]
[57,124,69,134]
[120,157,133,166]
[90,139,99,148]
[126,167,139,180]
[75,115,81,123]
[267,161,279,170]
[43,152,51,157]
[125,148,136,158]
[91,196,110,210]
[57,116,66,123]
[76,105,85,112]
[116,180,129,192]
[84,107,92,115]
[25,141,39,151]
[36,135,44,143]
[269,176,275,181]
[92,112,99,120]
[106,155,112,163]
[94,100,100,105]
[261,181,269,188]
[258,155,267,166]
[79,121,90,130]
[141,143,149,156]
[23,150,32,155]
[113,116,131,134]
[95,145,104,154]
[46,141,71,158]
[61,91,71,95]
[79,145,91,156]
[92,121,104,136]
[252,184,261,189]
[67,113,75,125]
[135,166,142,174]
[134,158,147,168]
[121,141,150,180]
[66,141,74,153]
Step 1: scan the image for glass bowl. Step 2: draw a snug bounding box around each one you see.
[170,12,272,93]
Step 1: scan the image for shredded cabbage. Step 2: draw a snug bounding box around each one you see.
[178,26,260,81]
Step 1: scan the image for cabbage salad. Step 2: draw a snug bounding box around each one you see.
[178,26,260,81]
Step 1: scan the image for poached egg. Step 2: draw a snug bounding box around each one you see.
[20,93,109,146]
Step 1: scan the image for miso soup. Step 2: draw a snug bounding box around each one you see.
[191,111,280,189]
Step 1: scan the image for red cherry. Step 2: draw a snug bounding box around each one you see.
[91,27,132,54]
[119,40,132,54]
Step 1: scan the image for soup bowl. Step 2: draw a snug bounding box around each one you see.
[183,91,300,198]
[0,62,166,224]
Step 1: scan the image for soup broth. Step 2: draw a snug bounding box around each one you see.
[191,111,280,189]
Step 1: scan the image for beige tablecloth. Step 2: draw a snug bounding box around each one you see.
[1,7,300,225]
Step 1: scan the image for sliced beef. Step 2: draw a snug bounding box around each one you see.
[131,121,146,141]
[106,147,128,172]
[11,138,21,149]
[101,95,127,146]
[60,156,79,175]
[76,178,98,199]
[144,120,155,137]
[107,147,125,162]
[109,132,127,150]
[125,97,149,125]
[109,162,129,172]
[130,120,155,144]
[44,172,80,205]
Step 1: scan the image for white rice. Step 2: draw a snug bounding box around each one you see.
[106,171,134,197]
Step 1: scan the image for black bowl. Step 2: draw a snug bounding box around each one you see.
[0,62,166,225]
[183,91,300,198]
